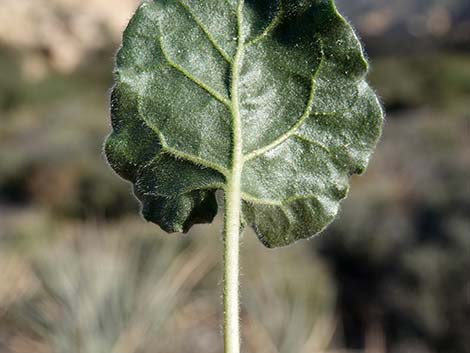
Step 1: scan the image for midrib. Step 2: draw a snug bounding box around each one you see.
[225,0,244,232]
[229,2,245,193]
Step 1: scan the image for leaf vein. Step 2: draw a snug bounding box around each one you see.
[243,48,327,162]
[162,146,230,177]
[142,182,225,198]
[292,134,331,155]
[157,36,231,108]
[134,95,230,177]
[176,0,233,63]
[246,0,283,46]
[241,192,324,207]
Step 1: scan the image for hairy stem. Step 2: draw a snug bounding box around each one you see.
[224,1,245,351]
[224,174,242,353]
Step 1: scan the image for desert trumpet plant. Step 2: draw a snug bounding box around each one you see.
[105,1,383,352]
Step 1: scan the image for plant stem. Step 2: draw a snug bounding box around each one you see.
[224,2,245,352]
[224,175,242,353]
[224,65,244,353]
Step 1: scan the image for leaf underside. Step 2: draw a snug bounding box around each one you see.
[105,0,383,248]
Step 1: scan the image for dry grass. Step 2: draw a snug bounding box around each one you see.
[0,215,343,353]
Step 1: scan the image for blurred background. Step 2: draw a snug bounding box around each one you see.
[0,0,469,352]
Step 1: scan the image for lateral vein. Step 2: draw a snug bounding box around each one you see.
[246,0,283,47]
[292,134,331,155]
[157,36,231,108]
[135,95,230,177]
[177,0,233,63]
[162,146,230,177]
[241,192,323,206]
[142,182,226,198]
[243,49,325,162]
[243,76,316,162]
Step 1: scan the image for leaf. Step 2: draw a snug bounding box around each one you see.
[105,0,383,247]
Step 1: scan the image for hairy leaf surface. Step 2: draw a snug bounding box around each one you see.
[105,0,383,247]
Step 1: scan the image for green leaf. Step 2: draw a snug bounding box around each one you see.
[105,0,383,247]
